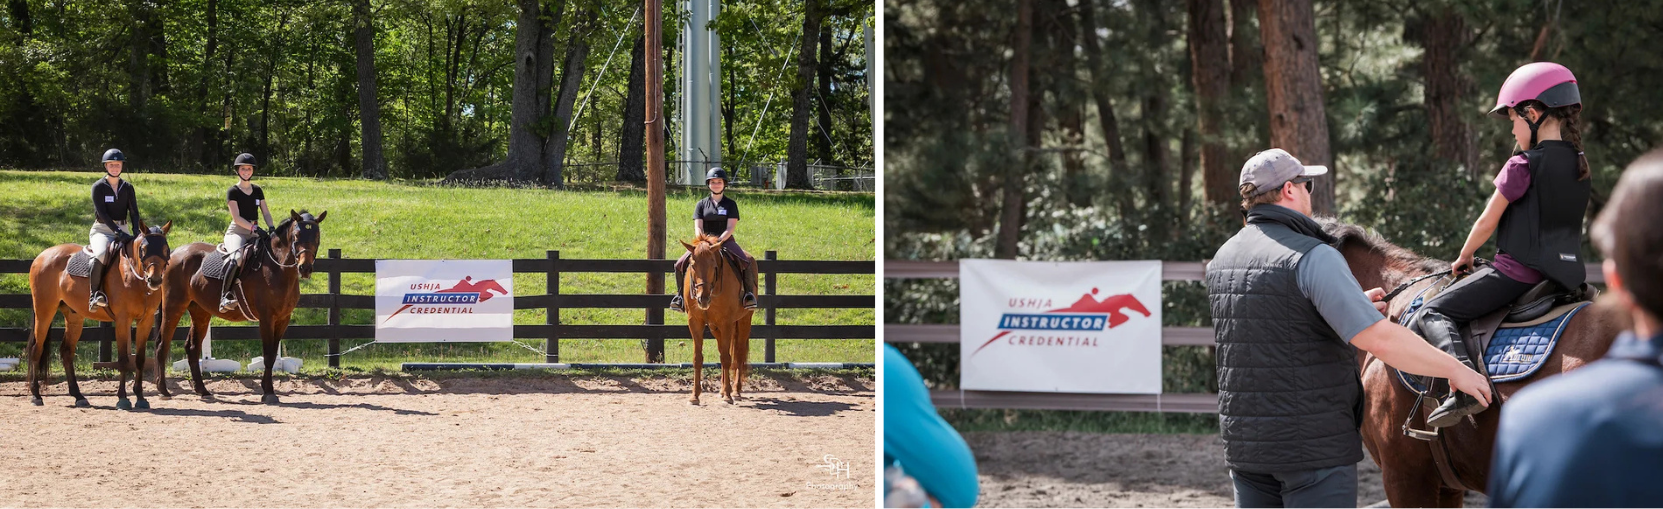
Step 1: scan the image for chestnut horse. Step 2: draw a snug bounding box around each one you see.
[155,210,325,404]
[679,234,755,405]
[26,220,173,409]
[1324,221,1627,507]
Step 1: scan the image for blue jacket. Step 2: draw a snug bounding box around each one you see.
[884,345,979,507]
[1489,331,1663,507]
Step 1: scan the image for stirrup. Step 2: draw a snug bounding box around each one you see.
[218,293,238,313]
[669,295,685,313]
[742,292,758,310]
[90,291,108,309]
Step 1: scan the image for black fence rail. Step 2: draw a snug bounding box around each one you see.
[0,250,874,367]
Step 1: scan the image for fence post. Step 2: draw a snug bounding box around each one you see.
[645,262,665,364]
[327,248,342,368]
[547,250,559,363]
[765,250,777,363]
[99,321,112,363]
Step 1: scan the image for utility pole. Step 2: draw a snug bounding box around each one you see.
[645,0,667,363]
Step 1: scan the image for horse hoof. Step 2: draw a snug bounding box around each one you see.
[116,398,132,410]
[688,399,700,406]
[30,397,42,406]
[262,395,281,405]
[135,400,150,410]
[158,394,172,401]
[74,399,90,408]
[724,397,735,405]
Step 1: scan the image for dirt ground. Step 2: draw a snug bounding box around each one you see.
[0,372,874,508]
[965,432,1487,508]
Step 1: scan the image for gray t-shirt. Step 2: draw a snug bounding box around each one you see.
[1296,244,1386,343]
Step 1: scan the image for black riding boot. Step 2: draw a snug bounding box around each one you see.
[219,254,242,313]
[740,264,758,310]
[669,264,686,313]
[88,259,108,309]
[1416,311,1486,427]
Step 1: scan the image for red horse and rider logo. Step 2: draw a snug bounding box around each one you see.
[969,287,1152,358]
[383,276,508,323]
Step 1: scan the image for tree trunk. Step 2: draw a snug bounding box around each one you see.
[1189,0,1234,207]
[354,0,387,180]
[1228,0,1263,91]
[1419,7,1477,176]
[1045,0,1087,207]
[1077,0,1132,217]
[1137,0,1171,212]
[1257,0,1334,214]
[260,11,291,165]
[7,0,31,38]
[617,36,647,183]
[785,0,820,189]
[544,11,592,187]
[996,0,1033,260]
[814,22,835,167]
[444,0,560,183]
[194,0,218,169]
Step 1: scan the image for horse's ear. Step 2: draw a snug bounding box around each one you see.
[314,210,327,223]
[679,240,695,253]
[290,209,301,223]
[160,220,172,235]
[712,237,726,250]
[135,218,147,234]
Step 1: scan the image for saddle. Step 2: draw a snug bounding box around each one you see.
[200,243,258,281]
[67,235,130,278]
[1395,278,1597,393]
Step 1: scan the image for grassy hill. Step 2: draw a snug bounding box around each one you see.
[0,170,874,371]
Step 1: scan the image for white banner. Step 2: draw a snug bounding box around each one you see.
[375,260,514,342]
[959,259,1163,394]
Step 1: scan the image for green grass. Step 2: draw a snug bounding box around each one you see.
[0,170,874,372]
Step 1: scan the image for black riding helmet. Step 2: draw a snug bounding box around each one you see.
[233,153,257,181]
[101,148,125,177]
[705,167,729,185]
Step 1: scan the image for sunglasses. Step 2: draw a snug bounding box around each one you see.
[1290,178,1314,193]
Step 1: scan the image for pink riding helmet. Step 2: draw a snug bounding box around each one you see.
[1488,62,1581,119]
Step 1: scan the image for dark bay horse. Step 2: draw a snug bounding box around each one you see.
[1324,221,1627,507]
[679,234,755,405]
[156,210,325,404]
[26,220,173,409]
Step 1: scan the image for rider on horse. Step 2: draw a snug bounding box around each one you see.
[88,148,145,310]
[1415,62,1592,428]
[219,152,276,313]
[669,167,758,312]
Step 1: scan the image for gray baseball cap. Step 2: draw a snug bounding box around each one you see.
[1240,148,1328,195]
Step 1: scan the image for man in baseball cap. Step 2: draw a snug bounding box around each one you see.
[1204,148,1492,507]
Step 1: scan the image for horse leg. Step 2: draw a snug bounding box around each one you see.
[130,310,155,409]
[688,319,704,405]
[258,320,280,404]
[60,316,88,407]
[714,322,733,404]
[185,304,213,397]
[735,317,752,401]
[154,304,185,399]
[27,302,55,405]
[113,315,133,410]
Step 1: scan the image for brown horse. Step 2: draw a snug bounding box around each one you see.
[155,210,325,404]
[1324,221,1628,507]
[26,220,173,409]
[679,234,755,405]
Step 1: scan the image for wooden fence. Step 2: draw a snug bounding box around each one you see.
[0,250,874,367]
[884,259,1605,413]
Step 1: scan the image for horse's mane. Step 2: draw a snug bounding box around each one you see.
[1316,217,1446,277]
[692,233,723,248]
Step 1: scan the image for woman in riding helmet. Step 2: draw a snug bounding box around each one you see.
[670,167,758,312]
[219,152,276,312]
[1415,62,1592,427]
[88,148,145,309]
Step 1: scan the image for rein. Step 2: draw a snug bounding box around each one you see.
[1381,270,1450,303]
[263,228,306,269]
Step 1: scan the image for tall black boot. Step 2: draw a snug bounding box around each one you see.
[669,264,686,313]
[740,263,758,310]
[218,254,242,313]
[88,259,108,309]
[1418,311,1486,427]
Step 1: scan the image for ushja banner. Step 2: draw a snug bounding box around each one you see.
[959,259,1163,394]
[375,260,514,342]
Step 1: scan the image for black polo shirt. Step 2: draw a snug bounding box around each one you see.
[694,195,739,236]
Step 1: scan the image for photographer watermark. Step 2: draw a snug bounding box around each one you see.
[807,454,859,490]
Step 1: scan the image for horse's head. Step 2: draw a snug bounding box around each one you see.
[275,209,327,279]
[131,219,172,290]
[1318,218,1446,317]
[680,235,727,310]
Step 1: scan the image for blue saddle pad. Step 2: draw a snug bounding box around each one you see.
[1391,286,1589,393]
